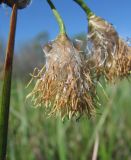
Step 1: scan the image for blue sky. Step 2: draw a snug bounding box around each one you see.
[0,0,131,48]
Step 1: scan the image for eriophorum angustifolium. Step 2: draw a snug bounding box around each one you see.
[27,0,131,120]
[85,13,131,81]
[86,14,119,68]
[27,34,98,120]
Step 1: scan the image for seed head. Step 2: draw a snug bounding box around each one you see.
[86,14,131,81]
[105,39,131,81]
[86,15,119,68]
[27,34,97,120]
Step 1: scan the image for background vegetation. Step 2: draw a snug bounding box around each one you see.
[0,33,131,160]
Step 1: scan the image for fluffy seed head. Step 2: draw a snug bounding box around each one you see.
[105,39,131,81]
[86,15,119,67]
[86,14,131,81]
[27,34,97,120]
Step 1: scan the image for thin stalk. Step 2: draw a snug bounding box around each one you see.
[73,0,93,18]
[0,3,17,160]
[92,132,99,160]
[47,0,66,35]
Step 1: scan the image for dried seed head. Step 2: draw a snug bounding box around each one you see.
[86,14,131,81]
[27,34,97,120]
[86,14,119,68]
[105,39,131,81]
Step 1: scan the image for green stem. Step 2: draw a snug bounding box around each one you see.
[73,0,93,18]
[47,0,66,35]
[0,3,17,160]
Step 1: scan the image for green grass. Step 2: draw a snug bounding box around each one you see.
[0,78,131,160]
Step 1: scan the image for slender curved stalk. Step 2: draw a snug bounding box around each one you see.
[0,3,17,160]
[73,0,93,18]
[47,0,66,35]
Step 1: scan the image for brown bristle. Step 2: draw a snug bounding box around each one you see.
[86,14,131,82]
[27,34,97,119]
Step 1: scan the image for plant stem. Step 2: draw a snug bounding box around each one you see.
[47,0,66,35]
[73,0,93,18]
[92,132,99,160]
[0,3,17,160]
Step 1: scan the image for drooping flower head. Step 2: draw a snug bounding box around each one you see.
[87,14,131,81]
[87,15,119,68]
[27,0,98,119]
[74,0,131,81]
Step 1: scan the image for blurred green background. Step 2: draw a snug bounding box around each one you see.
[0,33,131,160]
